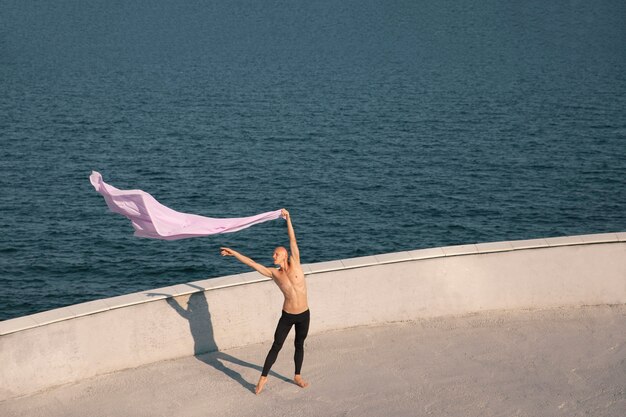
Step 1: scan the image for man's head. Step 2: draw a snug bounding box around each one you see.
[273,246,289,265]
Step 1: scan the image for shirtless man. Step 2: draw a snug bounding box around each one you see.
[220,208,309,395]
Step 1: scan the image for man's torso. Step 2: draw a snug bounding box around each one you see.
[274,258,308,314]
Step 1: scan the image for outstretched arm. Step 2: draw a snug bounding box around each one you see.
[281,208,300,263]
[220,247,274,278]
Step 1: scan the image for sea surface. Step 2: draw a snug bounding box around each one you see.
[1,0,625,321]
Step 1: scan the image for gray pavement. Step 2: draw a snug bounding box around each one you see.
[2,304,625,417]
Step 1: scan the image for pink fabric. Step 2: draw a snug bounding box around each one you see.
[90,171,283,240]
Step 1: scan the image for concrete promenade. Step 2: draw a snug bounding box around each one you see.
[3,235,626,402]
[2,304,625,417]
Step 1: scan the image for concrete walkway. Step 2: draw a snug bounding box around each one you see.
[2,305,625,417]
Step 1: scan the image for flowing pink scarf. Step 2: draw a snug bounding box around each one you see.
[90,171,282,240]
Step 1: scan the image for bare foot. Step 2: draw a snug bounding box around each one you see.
[294,374,309,388]
[255,376,268,395]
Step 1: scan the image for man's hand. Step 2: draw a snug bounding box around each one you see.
[220,247,235,257]
[281,208,290,220]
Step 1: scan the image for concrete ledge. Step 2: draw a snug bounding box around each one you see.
[0,316,39,337]
[442,243,478,256]
[67,299,110,317]
[475,241,514,253]
[408,247,445,260]
[580,232,620,244]
[1,232,625,400]
[374,251,412,264]
[340,255,378,269]
[1,232,623,336]
[545,235,585,247]
[307,260,344,274]
[510,238,549,250]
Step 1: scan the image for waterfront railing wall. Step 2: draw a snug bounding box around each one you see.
[1,232,625,400]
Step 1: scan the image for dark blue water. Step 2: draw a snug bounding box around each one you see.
[1,0,625,321]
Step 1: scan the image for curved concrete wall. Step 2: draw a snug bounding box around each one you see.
[1,232,625,400]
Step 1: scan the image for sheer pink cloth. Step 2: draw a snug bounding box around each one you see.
[90,171,282,240]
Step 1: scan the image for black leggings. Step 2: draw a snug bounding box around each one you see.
[262,309,310,377]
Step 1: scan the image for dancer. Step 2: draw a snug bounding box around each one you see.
[220,208,310,394]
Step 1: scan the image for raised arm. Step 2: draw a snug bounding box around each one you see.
[220,247,274,278]
[281,208,300,263]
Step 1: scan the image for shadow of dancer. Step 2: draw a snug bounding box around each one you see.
[147,284,292,393]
